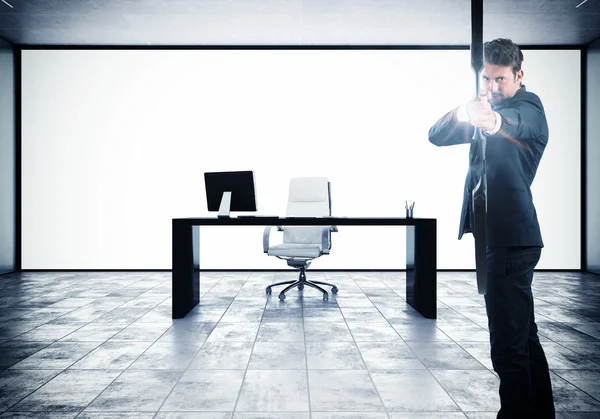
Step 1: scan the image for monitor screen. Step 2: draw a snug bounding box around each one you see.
[204,170,257,215]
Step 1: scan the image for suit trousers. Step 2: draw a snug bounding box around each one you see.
[484,246,555,418]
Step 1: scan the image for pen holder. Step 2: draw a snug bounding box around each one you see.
[406,208,413,218]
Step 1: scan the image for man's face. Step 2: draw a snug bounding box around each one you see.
[482,63,524,106]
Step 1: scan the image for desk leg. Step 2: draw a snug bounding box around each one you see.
[406,221,437,319]
[172,222,200,319]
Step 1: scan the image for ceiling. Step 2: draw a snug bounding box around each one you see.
[0,0,599,46]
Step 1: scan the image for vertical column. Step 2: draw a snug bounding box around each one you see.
[0,39,15,274]
[172,220,200,319]
[406,220,437,319]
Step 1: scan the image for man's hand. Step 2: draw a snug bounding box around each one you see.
[466,91,497,133]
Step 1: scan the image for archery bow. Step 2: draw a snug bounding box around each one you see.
[471,0,488,295]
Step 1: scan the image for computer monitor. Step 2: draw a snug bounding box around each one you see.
[204,170,257,218]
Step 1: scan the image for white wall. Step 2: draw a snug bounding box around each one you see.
[21,48,581,270]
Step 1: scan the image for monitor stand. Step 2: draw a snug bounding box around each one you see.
[218,191,231,218]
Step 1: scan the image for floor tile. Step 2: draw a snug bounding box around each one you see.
[69,341,152,370]
[550,372,600,412]
[248,341,306,370]
[256,322,304,342]
[553,369,600,401]
[406,341,487,370]
[188,341,252,370]
[303,322,353,342]
[129,340,203,370]
[370,369,460,412]
[389,414,467,418]
[308,370,384,411]
[355,341,426,370]
[429,369,500,412]
[8,369,120,412]
[0,369,62,411]
[84,370,182,412]
[161,369,245,412]
[9,342,101,370]
[236,370,309,412]
[305,341,365,370]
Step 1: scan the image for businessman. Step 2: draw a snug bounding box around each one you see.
[428,38,555,418]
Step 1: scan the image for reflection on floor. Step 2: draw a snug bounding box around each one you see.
[1,270,599,418]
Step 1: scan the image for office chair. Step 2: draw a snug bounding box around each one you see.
[263,177,339,301]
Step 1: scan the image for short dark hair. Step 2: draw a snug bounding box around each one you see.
[484,38,524,76]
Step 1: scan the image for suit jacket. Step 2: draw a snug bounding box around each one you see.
[428,85,548,247]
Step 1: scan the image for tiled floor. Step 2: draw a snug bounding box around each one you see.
[1,270,600,418]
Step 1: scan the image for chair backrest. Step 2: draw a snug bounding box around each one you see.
[283,177,331,245]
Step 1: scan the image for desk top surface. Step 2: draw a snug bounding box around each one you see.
[173,216,436,226]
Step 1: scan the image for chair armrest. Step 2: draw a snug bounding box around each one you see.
[263,225,284,253]
[321,227,335,254]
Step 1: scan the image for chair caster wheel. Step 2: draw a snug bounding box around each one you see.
[279,293,286,301]
[332,287,338,294]
[323,293,329,301]
[298,284,304,290]
[266,287,272,295]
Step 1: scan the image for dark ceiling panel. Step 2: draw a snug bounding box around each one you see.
[0,13,64,30]
[63,0,169,14]
[484,0,600,13]
[0,0,598,46]
[0,28,74,44]
[160,0,303,15]
[124,12,304,46]
[484,12,600,45]
[4,0,73,14]
[300,12,470,46]
[55,12,133,31]
[301,0,471,15]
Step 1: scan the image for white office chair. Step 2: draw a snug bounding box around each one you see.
[263,177,339,301]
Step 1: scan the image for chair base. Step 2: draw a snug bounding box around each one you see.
[266,267,338,301]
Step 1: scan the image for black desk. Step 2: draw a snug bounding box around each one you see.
[172,217,437,319]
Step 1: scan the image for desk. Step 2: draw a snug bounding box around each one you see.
[172,217,437,319]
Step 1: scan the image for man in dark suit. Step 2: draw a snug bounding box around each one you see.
[428,38,555,418]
